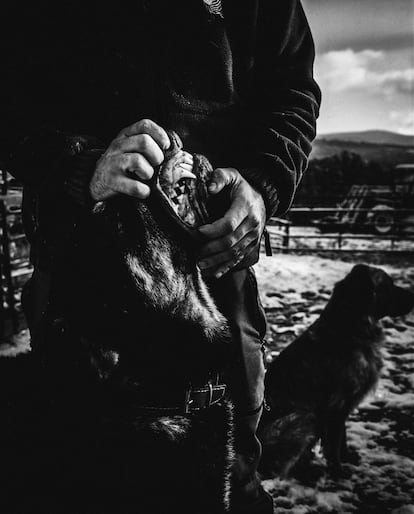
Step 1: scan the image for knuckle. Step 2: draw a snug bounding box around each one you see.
[119,153,131,170]
[140,133,152,151]
[138,162,154,180]
[225,219,237,233]
[251,215,260,228]
[132,152,143,167]
[230,247,241,260]
[140,118,152,132]
[227,235,238,248]
[109,138,122,150]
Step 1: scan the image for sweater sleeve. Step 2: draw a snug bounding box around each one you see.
[0,6,104,202]
[229,0,321,217]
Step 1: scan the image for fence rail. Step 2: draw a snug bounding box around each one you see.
[267,208,414,254]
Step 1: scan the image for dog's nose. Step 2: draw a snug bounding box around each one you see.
[389,286,414,317]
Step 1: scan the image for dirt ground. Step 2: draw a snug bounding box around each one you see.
[255,253,414,514]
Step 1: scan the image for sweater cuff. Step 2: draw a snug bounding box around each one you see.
[239,167,280,220]
[62,148,104,207]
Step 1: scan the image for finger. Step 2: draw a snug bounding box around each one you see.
[122,153,154,181]
[208,167,239,194]
[199,215,251,258]
[118,119,170,151]
[212,239,259,279]
[179,162,194,172]
[113,175,151,199]
[111,134,164,167]
[182,153,194,166]
[198,194,248,239]
[198,225,258,272]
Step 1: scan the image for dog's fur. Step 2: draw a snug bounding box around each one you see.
[1,133,235,513]
[259,264,414,477]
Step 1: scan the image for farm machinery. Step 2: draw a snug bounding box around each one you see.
[314,164,414,235]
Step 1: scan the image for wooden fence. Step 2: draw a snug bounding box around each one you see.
[267,207,414,254]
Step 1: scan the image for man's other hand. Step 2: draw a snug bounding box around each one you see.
[89,119,170,201]
[198,168,266,279]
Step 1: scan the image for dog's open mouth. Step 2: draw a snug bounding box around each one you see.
[156,132,213,229]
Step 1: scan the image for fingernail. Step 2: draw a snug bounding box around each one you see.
[208,182,217,192]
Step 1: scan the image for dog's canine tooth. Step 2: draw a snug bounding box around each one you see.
[179,169,197,180]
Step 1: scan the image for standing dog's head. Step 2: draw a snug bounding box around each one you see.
[325,264,414,321]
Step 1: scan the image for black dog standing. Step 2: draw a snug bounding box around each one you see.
[0,1,320,512]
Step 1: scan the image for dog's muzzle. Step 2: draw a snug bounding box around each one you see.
[150,130,214,243]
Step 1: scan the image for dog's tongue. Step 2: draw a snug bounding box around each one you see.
[156,132,212,229]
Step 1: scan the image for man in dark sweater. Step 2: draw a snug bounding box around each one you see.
[1,1,320,512]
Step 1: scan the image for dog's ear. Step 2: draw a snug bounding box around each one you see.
[335,264,377,316]
[345,264,375,315]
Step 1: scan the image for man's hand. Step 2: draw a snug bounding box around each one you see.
[198,168,266,279]
[89,119,170,201]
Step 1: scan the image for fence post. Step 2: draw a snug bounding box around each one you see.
[283,222,290,252]
[337,231,342,250]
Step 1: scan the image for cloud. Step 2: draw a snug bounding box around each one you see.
[390,110,414,135]
[381,69,414,95]
[315,48,414,97]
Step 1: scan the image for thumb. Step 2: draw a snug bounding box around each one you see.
[208,167,239,194]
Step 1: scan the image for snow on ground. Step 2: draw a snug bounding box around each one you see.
[0,329,30,357]
[254,253,414,513]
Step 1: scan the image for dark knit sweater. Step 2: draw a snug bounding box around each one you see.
[0,0,320,217]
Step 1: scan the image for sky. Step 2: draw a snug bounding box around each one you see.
[302,0,414,135]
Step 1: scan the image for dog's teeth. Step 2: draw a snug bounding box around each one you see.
[179,170,196,180]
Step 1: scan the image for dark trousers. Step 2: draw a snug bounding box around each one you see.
[209,268,273,513]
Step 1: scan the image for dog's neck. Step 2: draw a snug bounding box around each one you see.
[318,303,384,342]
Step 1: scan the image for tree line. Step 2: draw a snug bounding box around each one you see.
[295,151,393,207]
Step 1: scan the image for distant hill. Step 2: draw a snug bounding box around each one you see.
[317,130,414,147]
[311,130,414,165]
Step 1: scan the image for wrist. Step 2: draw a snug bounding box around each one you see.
[63,148,105,207]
